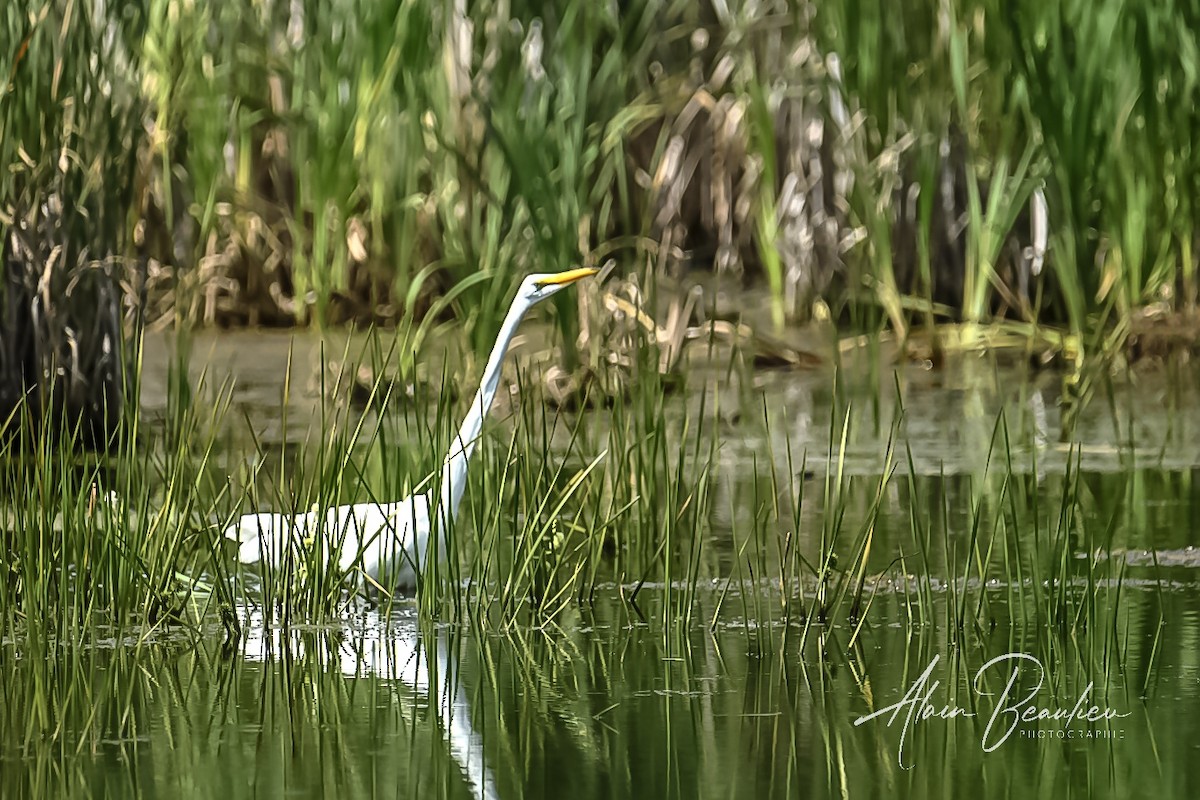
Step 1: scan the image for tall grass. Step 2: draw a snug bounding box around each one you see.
[1,1,139,446]
[0,313,1169,652]
[10,0,1200,367]
[0,347,234,643]
[813,0,1200,345]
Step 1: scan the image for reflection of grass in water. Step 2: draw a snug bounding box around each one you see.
[0,582,1183,798]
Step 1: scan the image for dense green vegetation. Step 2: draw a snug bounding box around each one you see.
[6,1,1200,344]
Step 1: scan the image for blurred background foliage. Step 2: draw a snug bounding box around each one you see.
[3,0,1200,381]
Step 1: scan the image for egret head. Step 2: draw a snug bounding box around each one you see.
[520,267,599,305]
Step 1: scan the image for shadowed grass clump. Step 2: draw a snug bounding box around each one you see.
[1,2,140,449]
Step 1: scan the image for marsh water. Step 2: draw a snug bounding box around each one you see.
[7,331,1200,798]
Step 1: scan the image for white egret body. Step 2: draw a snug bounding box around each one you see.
[226,267,598,591]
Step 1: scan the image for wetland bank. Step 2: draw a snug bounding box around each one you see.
[6,0,1200,796]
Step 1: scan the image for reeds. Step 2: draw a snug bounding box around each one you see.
[9,0,1200,361]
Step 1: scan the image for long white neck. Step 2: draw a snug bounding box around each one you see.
[437,295,531,526]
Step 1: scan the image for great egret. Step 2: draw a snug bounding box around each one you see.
[226,267,599,592]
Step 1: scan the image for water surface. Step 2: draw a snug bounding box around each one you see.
[6,332,1195,798]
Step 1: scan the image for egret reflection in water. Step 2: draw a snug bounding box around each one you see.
[240,611,499,800]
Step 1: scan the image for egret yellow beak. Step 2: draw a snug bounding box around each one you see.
[535,267,599,288]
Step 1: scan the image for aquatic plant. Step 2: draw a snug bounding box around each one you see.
[8,1,1200,356]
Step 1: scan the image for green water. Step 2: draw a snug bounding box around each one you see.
[7,464,1200,799]
[4,575,1197,798]
[4,336,1200,797]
